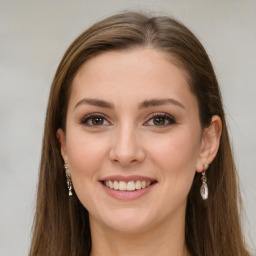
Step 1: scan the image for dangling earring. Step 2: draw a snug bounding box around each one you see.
[200,164,208,200]
[64,162,73,196]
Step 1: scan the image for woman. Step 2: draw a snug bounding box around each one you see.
[29,12,250,256]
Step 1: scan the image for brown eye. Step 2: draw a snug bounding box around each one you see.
[153,116,166,126]
[91,117,104,125]
[145,114,176,127]
[81,114,110,126]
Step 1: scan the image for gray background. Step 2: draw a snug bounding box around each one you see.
[0,0,255,255]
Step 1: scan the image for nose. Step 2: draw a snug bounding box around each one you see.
[109,124,146,167]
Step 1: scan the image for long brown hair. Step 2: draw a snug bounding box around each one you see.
[30,12,250,256]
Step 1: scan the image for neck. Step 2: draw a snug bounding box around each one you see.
[89,211,189,256]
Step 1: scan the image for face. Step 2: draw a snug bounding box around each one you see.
[58,48,206,233]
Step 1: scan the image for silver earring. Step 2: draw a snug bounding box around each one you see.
[200,164,208,200]
[64,162,73,196]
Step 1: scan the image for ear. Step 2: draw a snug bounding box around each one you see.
[196,115,222,173]
[56,128,68,163]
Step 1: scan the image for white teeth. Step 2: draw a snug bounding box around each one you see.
[104,180,153,191]
[127,181,135,191]
[109,180,113,189]
[119,181,126,191]
[113,181,119,190]
[135,180,142,189]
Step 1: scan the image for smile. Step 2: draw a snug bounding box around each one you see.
[100,175,157,200]
[104,180,153,191]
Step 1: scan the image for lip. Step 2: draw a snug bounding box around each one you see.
[99,175,157,200]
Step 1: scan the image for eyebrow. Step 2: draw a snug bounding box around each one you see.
[139,98,185,109]
[74,98,114,110]
[74,98,185,110]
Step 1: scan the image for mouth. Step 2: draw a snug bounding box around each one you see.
[100,176,157,200]
[102,180,157,191]
[100,175,157,192]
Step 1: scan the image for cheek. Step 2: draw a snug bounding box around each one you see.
[148,128,201,191]
[149,131,201,212]
[151,129,200,166]
[65,131,110,210]
[66,131,109,179]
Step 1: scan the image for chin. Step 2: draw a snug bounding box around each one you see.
[106,219,151,234]
[93,207,156,234]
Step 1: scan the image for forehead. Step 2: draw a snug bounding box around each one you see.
[70,48,197,110]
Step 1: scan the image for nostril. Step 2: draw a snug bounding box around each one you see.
[110,157,139,167]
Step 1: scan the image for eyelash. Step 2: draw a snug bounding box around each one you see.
[80,112,176,127]
[144,112,176,127]
[80,113,110,126]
